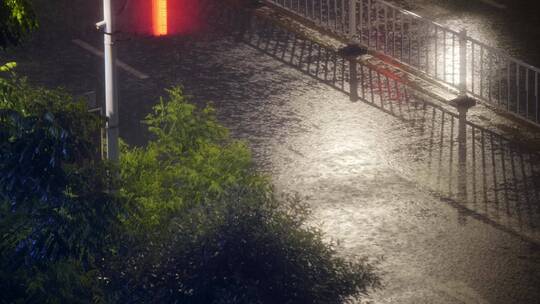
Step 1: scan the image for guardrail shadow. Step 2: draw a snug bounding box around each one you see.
[243,16,351,95]
[422,110,540,234]
[212,4,540,241]
[238,13,424,121]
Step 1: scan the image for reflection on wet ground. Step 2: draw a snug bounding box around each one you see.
[2,0,540,302]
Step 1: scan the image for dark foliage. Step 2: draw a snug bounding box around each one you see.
[0,79,380,303]
[107,89,381,304]
[0,0,37,48]
[0,74,125,303]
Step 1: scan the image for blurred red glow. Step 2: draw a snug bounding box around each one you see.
[152,0,168,36]
[117,0,203,36]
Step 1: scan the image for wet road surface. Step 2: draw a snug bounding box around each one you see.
[2,1,540,303]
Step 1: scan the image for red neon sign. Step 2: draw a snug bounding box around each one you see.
[152,0,168,36]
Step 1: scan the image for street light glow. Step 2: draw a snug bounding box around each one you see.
[153,0,168,36]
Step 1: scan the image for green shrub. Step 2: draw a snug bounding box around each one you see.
[112,88,380,303]
[0,73,380,303]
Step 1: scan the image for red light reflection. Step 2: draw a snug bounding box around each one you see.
[152,0,168,36]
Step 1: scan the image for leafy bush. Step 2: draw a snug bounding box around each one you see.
[112,88,380,303]
[0,72,380,303]
[0,73,125,303]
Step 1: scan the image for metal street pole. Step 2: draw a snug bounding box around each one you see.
[98,0,119,161]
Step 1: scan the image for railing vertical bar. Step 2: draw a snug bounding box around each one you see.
[443,30,446,83]
[526,68,529,119]
[340,0,344,32]
[499,58,503,105]
[534,72,540,122]
[416,20,421,68]
[357,0,363,42]
[480,46,484,98]
[321,0,330,27]
[452,33,455,85]
[425,22,429,73]
[400,11,404,60]
[459,30,466,93]
[488,55,492,103]
[383,4,387,54]
[320,0,323,24]
[434,26,438,79]
[471,42,475,94]
[328,0,332,26]
[507,60,511,111]
[374,1,379,50]
[311,0,315,21]
[368,0,372,47]
[408,16,412,64]
[392,8,396,57]
[517,64,520,115]
[334,0,338,30]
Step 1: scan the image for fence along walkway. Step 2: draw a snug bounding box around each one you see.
[265,0,540,127]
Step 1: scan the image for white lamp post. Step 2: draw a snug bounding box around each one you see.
[97,0,119,161]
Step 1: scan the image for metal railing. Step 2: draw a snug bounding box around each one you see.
[465,37,540,124]
[265,0,540,126]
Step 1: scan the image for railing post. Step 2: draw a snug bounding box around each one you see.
[234,0,260,42]
[450,95,476,206]
[338,44,368,102]
[459,29,467,96]
[349,0,357,40]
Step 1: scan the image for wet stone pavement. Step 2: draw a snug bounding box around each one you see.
[2,2,540,303]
